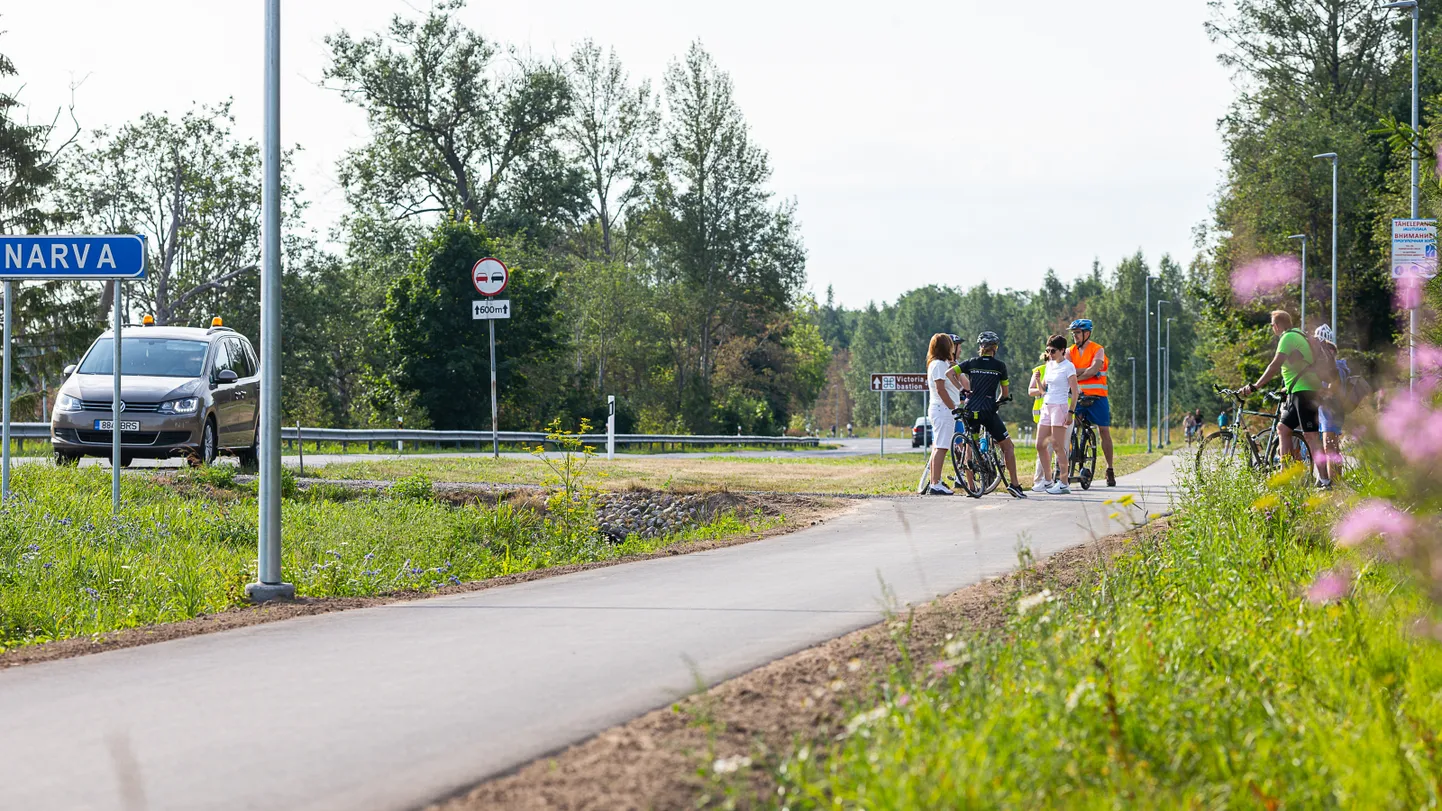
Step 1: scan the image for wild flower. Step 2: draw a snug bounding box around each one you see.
[845,706,888,734]
[1306,569,1350,604]
[1231,255,1300,301]
[931,659,956,676]
[1376,395,1442,463]
[712,755,752,774]
[1017,588,1053,615]
[1334,499,1415,549]
[83,587,99,599]
[1395,274,1426,311]
[363,553,375,562]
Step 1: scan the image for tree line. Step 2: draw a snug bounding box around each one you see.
[0,1,827,433]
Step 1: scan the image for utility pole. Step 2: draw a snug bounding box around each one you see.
[1155,299,1170,448]
[1126,356,1136,445]
[1145,276,1157,453]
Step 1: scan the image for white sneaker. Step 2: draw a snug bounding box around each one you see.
[1031,479,1051,492]
[928,482,954,495]
[1046,481,1071,495]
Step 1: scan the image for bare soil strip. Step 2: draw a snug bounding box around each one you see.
[0,493,849,671]
[431,524,1161,811]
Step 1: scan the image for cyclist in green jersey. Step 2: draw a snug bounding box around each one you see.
[1238,309,1334,486]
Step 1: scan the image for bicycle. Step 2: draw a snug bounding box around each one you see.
[1194,385,1311,485]
[1066,395,1100,490]
[948,397,1014,498]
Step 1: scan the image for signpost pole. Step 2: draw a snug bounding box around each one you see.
[246,0,294,602]
[1,281,11,500]
[112,281,122,511]
[490,319,498,459]
[880,391,886,456]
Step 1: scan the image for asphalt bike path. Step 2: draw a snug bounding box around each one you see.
[0,456,1177,810]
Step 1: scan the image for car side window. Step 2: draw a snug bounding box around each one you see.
[238,340,259,378]
[228,339,254,378]
[210,339,234,379]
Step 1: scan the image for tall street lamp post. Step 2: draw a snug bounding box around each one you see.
[1313,152,1338,336]
[1287,234,1308,328]
[1126,355,1137,445]
[1166,317,1176,447]
[1382,0,1420,389]
[1155,299,1170,448]
[1144,275,1159,453]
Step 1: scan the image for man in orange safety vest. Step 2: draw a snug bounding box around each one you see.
[1065,318,1116,487]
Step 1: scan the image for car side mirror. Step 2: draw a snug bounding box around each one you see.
[63,364,77,376]
[217,369,239,384]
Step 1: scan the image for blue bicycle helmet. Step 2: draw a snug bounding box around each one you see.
[1069,319,1093,332]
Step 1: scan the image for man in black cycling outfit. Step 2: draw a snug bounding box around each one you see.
[954,331,1027,499]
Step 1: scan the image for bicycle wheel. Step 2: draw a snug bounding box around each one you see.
[950,436,985,498]
[1073,427,1097,490]
[1194,429,1240,486]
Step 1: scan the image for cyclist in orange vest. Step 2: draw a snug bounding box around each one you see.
[1065,319,1116,487]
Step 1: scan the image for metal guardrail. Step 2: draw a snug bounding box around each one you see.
[7,422,820,448]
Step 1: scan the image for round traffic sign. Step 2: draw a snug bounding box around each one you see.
[472,257,509,296]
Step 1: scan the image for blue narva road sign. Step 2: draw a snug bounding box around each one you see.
[0,235,146,279]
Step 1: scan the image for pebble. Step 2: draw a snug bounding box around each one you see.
[593,492,718,542]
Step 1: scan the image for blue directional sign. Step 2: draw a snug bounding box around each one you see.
[0,235,146,279]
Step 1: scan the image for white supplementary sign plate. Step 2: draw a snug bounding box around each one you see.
[94,420,139,431]
[472,299,511,320]
[1391,218,1437,279]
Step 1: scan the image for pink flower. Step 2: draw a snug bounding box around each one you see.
[1414,344,1442,393]
[931,660,955,676]
[1231,255,1301,301]
[1334,499,1416,548]
[1306,569,1350,604]
[895,693,910,707]
[1376,395,1442,463]
[1395,274,1426,310]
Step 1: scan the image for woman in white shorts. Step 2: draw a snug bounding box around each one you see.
[1036,334,1079,494]
[925,333,964,495]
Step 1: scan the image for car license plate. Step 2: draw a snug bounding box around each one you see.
[94,420,140,431]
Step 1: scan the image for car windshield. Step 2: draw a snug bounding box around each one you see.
[77,338,208,378]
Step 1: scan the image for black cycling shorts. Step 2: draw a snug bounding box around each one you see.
[1280,390,1321,433]
[963,410,1010,442]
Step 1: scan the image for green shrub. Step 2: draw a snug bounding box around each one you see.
[389,473,434,501]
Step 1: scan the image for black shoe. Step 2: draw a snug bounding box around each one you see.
[1005,484,1028,499]
[1105,468,1116,487]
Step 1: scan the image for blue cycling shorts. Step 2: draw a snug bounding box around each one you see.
[1075,396,1111,427]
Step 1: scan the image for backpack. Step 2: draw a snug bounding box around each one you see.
[1282,329,1339,394]
[1334,358,1372,414]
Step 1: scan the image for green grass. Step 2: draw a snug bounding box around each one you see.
[773,462,1442,808]
[0,465,779,651]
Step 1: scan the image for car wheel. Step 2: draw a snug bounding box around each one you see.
[119,453,135,468]
[200,418,218,466]
[53,451,80,467]
[235,423,259,470]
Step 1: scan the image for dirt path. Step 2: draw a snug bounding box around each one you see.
[0,493,848,671]
[432,523,1160,811]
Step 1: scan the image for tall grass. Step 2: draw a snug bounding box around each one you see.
[0,466,769,650]
[774,461,1442,808]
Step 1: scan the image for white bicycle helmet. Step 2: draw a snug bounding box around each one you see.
[1313,323,1335,345]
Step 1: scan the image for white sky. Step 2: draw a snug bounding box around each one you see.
[3,0,1234,309]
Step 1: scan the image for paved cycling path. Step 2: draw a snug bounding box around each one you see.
[0,457,1177,811]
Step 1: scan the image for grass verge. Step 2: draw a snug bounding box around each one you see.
[310,445,1161,495]
[772,461,1442,807]
[0,465,786,652]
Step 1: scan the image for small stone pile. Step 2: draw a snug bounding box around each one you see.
[594,491,717,541]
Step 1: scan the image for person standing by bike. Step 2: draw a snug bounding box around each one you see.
[956,331,1027,499]
[1239,310,1330,486]
[1037,335,1080,494]
[1312,323,1345,485]
[1065,319,1117,487]
[924,333,964,495]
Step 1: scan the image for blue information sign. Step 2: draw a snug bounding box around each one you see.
[0,235,146,279]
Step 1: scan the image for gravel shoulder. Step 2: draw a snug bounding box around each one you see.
[0,492,851,671]
[430,522,1162,811]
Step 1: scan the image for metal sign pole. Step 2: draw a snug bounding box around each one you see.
[606,395,615,460]
[1,281,11,500]
[112,281,122,510]
[489,318,498,458]
[880,390,886,456]
[246,0,293,603]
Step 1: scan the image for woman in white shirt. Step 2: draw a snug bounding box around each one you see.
[1036,334,1080,494]
[925,333,964,495]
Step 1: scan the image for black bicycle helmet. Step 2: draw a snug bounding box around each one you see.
[977,330,1000,346]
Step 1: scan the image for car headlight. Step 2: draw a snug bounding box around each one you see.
[57,394,84,413]
[158,397,200,415]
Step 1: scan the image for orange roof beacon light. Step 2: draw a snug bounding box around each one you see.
[141,314,155,326]
[211,317,223,328]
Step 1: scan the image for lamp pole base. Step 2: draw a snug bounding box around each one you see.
[245,582,296,604]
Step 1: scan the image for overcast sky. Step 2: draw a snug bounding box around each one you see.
[3,0,1234,309]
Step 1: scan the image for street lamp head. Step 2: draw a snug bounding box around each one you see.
[1381,0,1418,9]
[1313,152,1338,160]
[1126,356,1136,361]
[1287,234,1307,241]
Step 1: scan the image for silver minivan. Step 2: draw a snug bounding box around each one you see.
[50,322,260,467]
